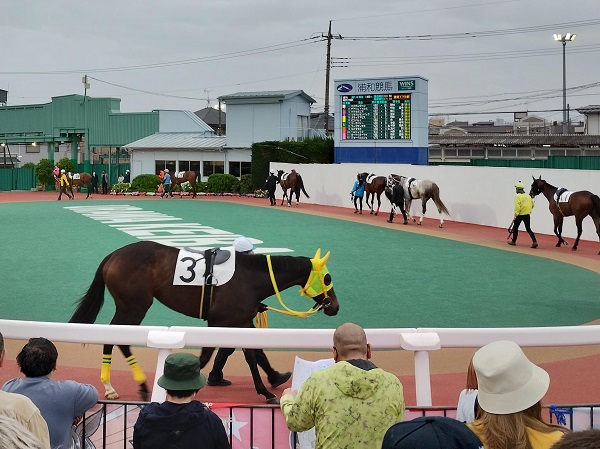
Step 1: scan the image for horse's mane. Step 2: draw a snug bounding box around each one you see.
[238,253,310,272]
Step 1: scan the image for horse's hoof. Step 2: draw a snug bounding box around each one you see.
[439,224,443,228]
[370,211,374,215]
[266,397,280,405]
[572,246,578,251]
[374,212,378,216]
[417,222,422,226]
[403,221,408,225]
[105,391,119,400]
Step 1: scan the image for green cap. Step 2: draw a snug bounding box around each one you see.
[157,353,206,391]
[515,181,525,189]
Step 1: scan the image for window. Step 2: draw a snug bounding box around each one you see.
[26,145,40,153]
[178,160,201,172]
[297,115,309,141]
[203,161,224,177]
[155,160,176,175]
[229,161,251,178]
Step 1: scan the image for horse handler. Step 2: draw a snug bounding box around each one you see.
[508,181,538,248]
[265,170,278,206]
[350,174,365,214]
[57,169,73,201]
[386,183,408,224]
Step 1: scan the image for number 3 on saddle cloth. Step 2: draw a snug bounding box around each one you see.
[173,248,235,319]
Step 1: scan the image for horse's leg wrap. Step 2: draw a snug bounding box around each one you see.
[101,354,112,384]
[126,355,147,385]
[101,354,119,399]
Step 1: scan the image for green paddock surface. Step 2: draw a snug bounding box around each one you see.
[2,198,600,329]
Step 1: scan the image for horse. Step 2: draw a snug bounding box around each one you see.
[170,171,200,198]
[359,172,387,216]
[389,175,450,227]
[54,172,93,199]
[69,241,339,404]
[529,176,600,254]
[277,169,309,206]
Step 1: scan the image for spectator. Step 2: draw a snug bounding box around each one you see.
[382,416,483,449]
[550,429,600,449]
[467,340,568,449]
[101,170,108,195]
[280,322,405,449]
[508,181,538,248]
[123,169,131,183]
[2,337,98,449]
[207,237,291,389]
[0,415,44,449]
[91,172,99,194]
[456,357,479,423]
[133,352,229,449]
[161,169,173,198]
[117,173,124,184]
[350,173,365,214]
[264,170,278,206]
[56,169,73,201]
[0,332,50,449]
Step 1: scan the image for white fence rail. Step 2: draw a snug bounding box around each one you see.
[2,319,600,406]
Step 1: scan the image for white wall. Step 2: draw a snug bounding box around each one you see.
[273,163,600,242]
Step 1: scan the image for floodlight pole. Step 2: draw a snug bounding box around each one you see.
[553,33,576,135]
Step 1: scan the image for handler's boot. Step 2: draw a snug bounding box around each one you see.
[386,211,395,223]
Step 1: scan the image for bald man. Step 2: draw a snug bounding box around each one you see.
[280,323,405,449]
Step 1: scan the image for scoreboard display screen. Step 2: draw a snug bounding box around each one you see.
[341,93,411,140]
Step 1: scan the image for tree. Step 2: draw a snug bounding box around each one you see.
[35,159,54,189]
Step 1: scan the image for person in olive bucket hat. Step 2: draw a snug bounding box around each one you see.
[133,353,229,449]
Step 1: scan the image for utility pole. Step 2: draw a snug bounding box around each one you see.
[322,21,342,137]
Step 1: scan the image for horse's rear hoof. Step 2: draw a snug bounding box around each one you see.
[572,246,578,251]
[374,212,378,216]
[439,224,444,228]
[417,222,422,226]
[266,397,280,405]
[370,211,374,215]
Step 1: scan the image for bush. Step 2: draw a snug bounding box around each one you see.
[22,162,35,169]
[35,159,54,187]
[239,174,254,194]
[131,174,161,192]
[112,183,131,193]
[57,157,75,173]
[207,174,240,193]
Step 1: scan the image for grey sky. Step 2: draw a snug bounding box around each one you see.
[2,0,599,125]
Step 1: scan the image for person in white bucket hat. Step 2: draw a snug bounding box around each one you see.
[467,340,568,449]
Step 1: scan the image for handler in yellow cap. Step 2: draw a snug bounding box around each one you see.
[508,181,538,248]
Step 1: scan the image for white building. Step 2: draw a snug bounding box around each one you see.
[218,90,315,146]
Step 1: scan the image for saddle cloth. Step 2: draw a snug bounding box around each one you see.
[175,171,186,178]
[406,178,419,199]
[281,172,291,181]
[68,173,81,180]
[366,174,378,184]
[173,247,235,286]
[554,188,573,203]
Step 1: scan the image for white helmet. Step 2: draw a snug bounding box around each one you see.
[270,170,275,175]
[61,169,65,174]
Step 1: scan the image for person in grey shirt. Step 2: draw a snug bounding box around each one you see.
[2,337,98,449]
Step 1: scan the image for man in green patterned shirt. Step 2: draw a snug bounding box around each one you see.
[280,322,405,449]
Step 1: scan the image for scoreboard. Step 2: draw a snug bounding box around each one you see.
[341,93,411,140]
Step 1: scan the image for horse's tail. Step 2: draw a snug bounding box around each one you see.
[298,175,310,199]
[592,194,600,219]
[69,254,111,323]
[432,184,451,216]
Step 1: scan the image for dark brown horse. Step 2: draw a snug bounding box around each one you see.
[529,176,600,254]
[69,241,339,403]
[359,172,387,215]
[277,169,309,206]
[170,171,200,198]
[55,173,93,199]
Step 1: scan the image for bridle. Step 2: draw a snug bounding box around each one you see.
[264,249,334,318]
